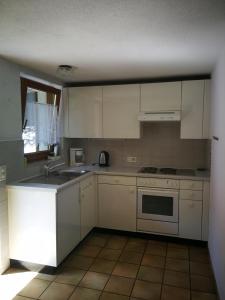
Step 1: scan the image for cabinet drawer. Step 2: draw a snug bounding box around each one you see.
[98,175,136,186]
[180,190,202,201]
[180,180,203,191]
[137,177,179,189]
[137,219,178,235]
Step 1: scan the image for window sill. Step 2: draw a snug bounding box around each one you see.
[25,151,49,163]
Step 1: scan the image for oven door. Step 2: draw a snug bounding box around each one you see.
[138,188,178,222]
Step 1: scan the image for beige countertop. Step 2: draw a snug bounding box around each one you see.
[7,165,210,191]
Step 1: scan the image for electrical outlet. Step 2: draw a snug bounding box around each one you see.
[127,156,137,163]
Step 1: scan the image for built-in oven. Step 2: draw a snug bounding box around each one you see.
[138,188,178,223]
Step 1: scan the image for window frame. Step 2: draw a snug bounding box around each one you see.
[20,77,61,163]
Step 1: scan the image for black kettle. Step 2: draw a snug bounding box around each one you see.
[99,151,110,167]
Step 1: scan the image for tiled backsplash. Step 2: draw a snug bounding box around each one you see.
[63,123,210,169]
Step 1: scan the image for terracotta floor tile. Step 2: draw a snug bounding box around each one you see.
[19,278,50,298]
[148,240,167,246]
[76,245,102,258]
[167,247,189,260]
[100,291,129,300]
[137,266,163,283]
[189,248,210,264]
[119,250,143,264]
[106,237,128,250]
[69,286,101,300]
[191,275,216,293]
[79,271,109,290]
[112,262,139,278]
[13,296,34,300]
[145,244,167,256]
[128,237,147,245]
[168,243,189,249]
[55,267,86,285]
[142,254,165,268]
[131,280,161,300]
[98,248,122,261]
[39,282,75,300]
[85,235,108,247]
[90,258,116,274]
[124,242,146,253]
[35,272,57,281]
[164,270,190,289]
[64,255,94,270]
[166,258,189,273]
[190,262,213,277]
[104,275,134,296]
[191,291,218,300]
[161,285,190,300]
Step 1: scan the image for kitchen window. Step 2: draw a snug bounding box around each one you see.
[21,77,61,162]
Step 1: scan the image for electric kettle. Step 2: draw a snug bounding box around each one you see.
[99,151,110,167]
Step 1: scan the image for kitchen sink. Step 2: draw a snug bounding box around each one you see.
[21,170,90,185]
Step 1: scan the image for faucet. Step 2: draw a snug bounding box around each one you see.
[43,161,65,176]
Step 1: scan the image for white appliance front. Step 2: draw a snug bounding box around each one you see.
[138,188,179,222]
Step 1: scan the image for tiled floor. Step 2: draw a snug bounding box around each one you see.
[5,232,218,300]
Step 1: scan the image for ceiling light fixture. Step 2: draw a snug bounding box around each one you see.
[56,65,77,78]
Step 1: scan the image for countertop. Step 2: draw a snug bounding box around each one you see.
[7,165,210,192]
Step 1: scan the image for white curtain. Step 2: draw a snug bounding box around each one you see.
[24,93,59,148]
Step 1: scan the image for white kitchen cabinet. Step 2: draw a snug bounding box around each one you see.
[80,175,96,239]
[140,82,181,112]
[181,80,211,139]
[66,86,103,138]
[202,181,210,241]
[203,80,211,139]
[98,181,136,231]
[179,200,202,240]
[57,184,80,263]
[102,84,140,138]
[8,184,81,267]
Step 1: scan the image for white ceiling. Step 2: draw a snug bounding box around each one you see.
[0,0,225,82]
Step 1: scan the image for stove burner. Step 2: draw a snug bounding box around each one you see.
[159,168,177,175]
[139,167,157,174]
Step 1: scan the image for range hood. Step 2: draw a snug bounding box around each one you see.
[138,111,181,122]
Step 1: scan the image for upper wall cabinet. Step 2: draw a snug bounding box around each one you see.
[65,86,103,138]
[102,84,140,138]
[181,80,210,139]
[140,82,181,112]
[202,80,211,139]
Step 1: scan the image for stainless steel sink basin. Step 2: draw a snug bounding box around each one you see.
[21,170,90,185]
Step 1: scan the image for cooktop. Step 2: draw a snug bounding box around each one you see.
[139,167,196,176]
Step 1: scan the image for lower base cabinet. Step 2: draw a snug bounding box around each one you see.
[179,200,202,240]
[80,175,96,239]
[98,183,136,231]
[8,183,81,267]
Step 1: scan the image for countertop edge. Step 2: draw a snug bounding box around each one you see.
[7,167,210,191]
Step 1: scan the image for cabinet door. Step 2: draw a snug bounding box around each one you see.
[179,200,202,240]
[102,85,140,138]
[203,80,211,139]
[140,82,181,111]
[98,184,136,231]
[68,86,102,138]
[80,176,96,239]
[202,181,210,241]
[181,80,204,139]
[57,183,80,264]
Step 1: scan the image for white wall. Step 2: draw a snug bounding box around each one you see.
[209,47,225,300]
[0,57,63,182]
